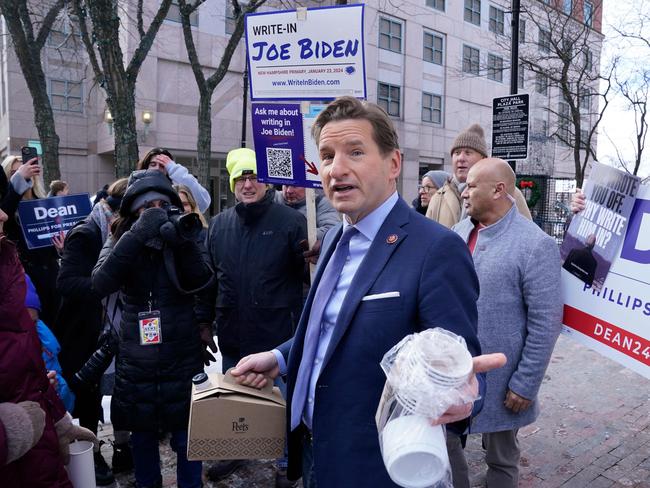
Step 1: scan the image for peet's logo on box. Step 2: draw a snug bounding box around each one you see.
[621,198,650,265]
[232,417,249,433]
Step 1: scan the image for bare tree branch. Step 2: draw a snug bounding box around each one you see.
[35,0,65,48]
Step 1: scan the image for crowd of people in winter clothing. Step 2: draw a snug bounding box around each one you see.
[0,98,608,488]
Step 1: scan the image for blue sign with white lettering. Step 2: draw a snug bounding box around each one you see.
[18,194,92,249]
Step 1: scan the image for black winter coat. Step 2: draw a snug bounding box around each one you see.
[197,189,307,358]
[55,220,104,383]
[92,231,213,432]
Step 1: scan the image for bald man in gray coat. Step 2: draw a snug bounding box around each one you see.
[452,158,562,487]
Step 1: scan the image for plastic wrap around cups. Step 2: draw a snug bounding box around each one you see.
[381,328,476,420]
[376,328,478,488]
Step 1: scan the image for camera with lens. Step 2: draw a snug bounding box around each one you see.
[166,205,202,241]
[73,330,117,390]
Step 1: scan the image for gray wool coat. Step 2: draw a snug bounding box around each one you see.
[453,204,562,433]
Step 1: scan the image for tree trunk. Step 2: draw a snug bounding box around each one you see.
[196,93,212,188]
[109,84,139,177]
[0,0,62,182]
[21,57,61,183]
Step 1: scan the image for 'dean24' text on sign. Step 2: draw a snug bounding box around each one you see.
[245,4,366,101]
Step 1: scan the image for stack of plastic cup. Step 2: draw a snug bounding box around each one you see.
[387,330,472,417]
[380,328,474,487]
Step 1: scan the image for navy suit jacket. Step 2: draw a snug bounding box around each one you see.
[278,197,481,486]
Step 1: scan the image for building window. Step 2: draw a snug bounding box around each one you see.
[538,28,551,53]
[423,30,444,65]
[558,101,571,142]
[426,0,445,11]
[584,1,594,27]
[535,72,549,95]
[422,92,442,124]
[487,54,504,82]
[580,129,590,149]
[379,17,403,53]
[563,0,572,15]
[225,2,237,34]
[166,1,199,26]
[48,16,81,49]
[519,20,526,44]
[583,48,593,71]
[518,64,525,89]
[464,0,481,26]
[536,118,548,138]
[462,45,480,75]
[489,6,505,35]
[48,79,83,113]
[378,82,401,117]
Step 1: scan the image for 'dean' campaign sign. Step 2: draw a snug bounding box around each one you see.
[562,183,650,379]
[18,194,92,249]
[252,102,325,189]
[245,4,366,101]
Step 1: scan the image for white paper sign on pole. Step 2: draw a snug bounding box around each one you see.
[562,184,650,379]
[245,4,366,101]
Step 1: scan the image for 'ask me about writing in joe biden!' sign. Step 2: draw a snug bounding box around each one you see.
[18,194,92,249]
[244,4,366,101]
[252,102,324,189]
[561,163,641,291]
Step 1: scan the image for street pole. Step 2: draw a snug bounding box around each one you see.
[241,67,248,148]
[509,0,521,173]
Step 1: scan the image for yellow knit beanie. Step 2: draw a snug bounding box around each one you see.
[226,148,257,192]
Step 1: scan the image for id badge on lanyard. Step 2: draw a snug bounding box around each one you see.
[138,294,162,345]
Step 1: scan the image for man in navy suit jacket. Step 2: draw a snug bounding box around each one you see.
[232,97,506,487]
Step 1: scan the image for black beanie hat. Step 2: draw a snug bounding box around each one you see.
[119,169,182,216]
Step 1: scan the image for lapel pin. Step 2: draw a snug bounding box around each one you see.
[386,234,398,244]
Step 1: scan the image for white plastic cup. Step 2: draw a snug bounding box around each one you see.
[381,415,449,488]
[66,440,96,488]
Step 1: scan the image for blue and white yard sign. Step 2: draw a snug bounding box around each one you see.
[18,194,92,249]
[245,4,366,101]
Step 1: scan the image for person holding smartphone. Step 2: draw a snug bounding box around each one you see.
[1,152,60,327]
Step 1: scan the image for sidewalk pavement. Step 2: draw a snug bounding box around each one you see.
[98,335,650,487]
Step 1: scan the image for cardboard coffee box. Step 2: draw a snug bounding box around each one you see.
[187,371,286,460]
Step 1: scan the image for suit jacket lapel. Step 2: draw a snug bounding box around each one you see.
[322,199,411,369]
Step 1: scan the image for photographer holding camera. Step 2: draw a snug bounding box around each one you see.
[91,170,213,488]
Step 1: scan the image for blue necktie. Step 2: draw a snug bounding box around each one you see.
[291,226,358,430]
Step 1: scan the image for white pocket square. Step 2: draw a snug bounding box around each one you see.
[362,291,400,301]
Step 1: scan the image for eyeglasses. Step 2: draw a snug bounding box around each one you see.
[235,175,258,184]
[418,185,436,192]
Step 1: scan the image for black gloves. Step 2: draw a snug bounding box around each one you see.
[130,207,169,243]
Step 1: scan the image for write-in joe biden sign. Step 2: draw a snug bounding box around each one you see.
[18,194,92,249]
[245,4,366,101]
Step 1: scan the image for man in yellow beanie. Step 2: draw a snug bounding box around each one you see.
[426,124,531,228]
[197,148,306,487]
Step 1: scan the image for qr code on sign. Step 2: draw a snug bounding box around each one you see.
[266,148,293,179]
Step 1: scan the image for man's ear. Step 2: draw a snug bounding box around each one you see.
[495,182,507,198]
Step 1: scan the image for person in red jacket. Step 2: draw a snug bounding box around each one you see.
[0,206,98,487]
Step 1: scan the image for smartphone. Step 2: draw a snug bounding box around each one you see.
[21,146,38,164]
